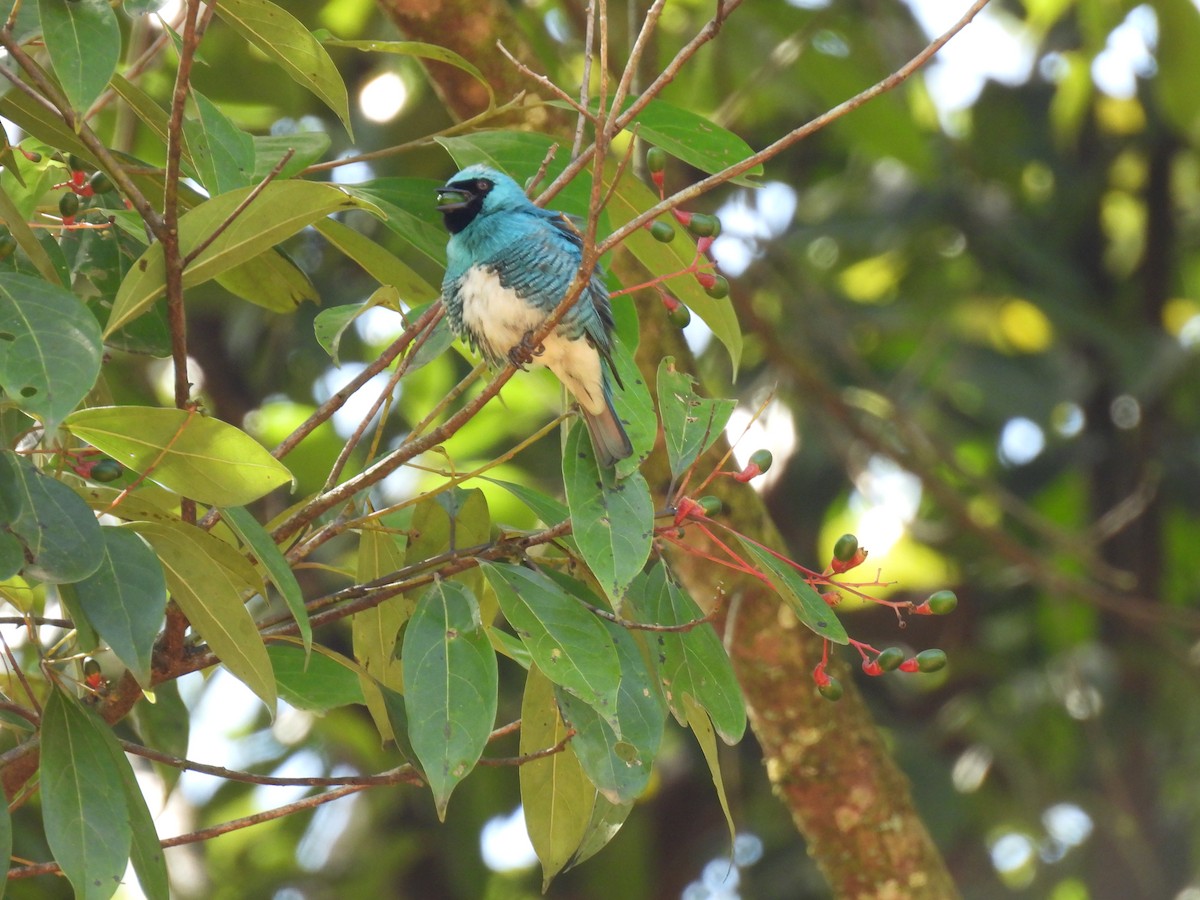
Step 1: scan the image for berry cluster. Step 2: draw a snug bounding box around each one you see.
[637,146,730,326]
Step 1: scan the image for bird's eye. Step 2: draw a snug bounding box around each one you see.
[476,179,492,193]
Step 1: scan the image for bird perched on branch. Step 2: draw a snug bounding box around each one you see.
[436,164,632,467]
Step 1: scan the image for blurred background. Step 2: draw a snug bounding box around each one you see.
[9,0,1200,896]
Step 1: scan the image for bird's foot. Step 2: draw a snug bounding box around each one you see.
[508,330,545,370]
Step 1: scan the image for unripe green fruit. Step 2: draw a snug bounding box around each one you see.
[876,647,906,672]
[697,495,723,517]
[646,147,668,173]
[749,448,773,473]
[67,154,86,171]
[58,192,80,218]
[686,213,719,237]
[0,235,16,262]
[833,533,859,563]
[925,590,958,615]
[89,170,114,194]
[704,274,729,299]
[91,459,124,482]
[818,676,843,701]
[915,649,947,672]
[83,657,102,677]
[667,303,691,328]
[649,220,675,243]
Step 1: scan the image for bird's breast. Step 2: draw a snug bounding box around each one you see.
[458,265,546,364]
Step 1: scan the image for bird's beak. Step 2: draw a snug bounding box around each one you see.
[435,187,472,212]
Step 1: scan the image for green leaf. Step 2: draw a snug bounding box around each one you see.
[222,504,310,653]
[106,181,375,334]
[323,39,494,110]
[401,579,497,819]
[314,218,438,303]
[38,0,121,114]
[70,527,166,687]
[554,618,665,804]
[105,729,169,900]
[656,356,737,479]
[251,133,331,180]
[129,679,189,793]
[65,406,293,507]
[0,271,103,431]
[215,0,353,138]
[216,247,318,314]
[313,286,399,365]
[480,562,621,722]
[564,794,634,872]
[0,182,60,285]
[563,422,653,607]
[268,643,365,711]
[622,99,762,186]
[0,530,22,580]
[41,688,132,900]
[683,694,737,849]
[352,525,411,742]
[631,564,746,743]
[735,537,849,645]
[610,338,657,480]
[132,520,276,710]
[481,477,570,528]
[519,665,594,890]
[0,450,103,583]
[185,89,257,195]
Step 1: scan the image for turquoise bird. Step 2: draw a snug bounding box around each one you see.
[436,164,632,467]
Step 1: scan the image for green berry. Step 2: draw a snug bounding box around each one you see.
[818,676,843,701]
[83,657,102,677]
[0,235,16,262]
[67,154,87,171]
[649,220,675,243]
[646,147,668,173]
[832,533,859,563]
[876,647,906,672]
[58,192,80,217]
[89,170,114,194]
[749,449,773,474]
[686,213,719,237]
[704,274,729,299]
[925,590,958,615]
[915,649,947,672]
[697,495,723,517]
[667,302,691,328]
[91,458,124,482]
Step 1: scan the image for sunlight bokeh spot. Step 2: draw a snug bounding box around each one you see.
[999,298,1054,352]
[998,417,1045,466]
[480,806,538,872]
[838,251,904,303]
[359,71,409,123]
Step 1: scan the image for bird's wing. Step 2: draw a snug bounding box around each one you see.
[490,218,616,354]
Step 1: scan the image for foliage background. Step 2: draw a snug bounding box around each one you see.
[3,0,1200,897]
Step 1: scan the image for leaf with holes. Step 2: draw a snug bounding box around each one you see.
[0,272,102,432]
[401,579,496,819]
[563,422,653,608]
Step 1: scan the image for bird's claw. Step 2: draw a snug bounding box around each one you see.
[508,330,545,370]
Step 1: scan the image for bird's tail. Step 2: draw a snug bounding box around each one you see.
[584,393,633,468]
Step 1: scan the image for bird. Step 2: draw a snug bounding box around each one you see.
[436,164,633,467]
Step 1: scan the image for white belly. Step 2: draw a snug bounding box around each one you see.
[458,266,606,415]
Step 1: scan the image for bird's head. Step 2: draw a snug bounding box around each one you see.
[436,165,531,234]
